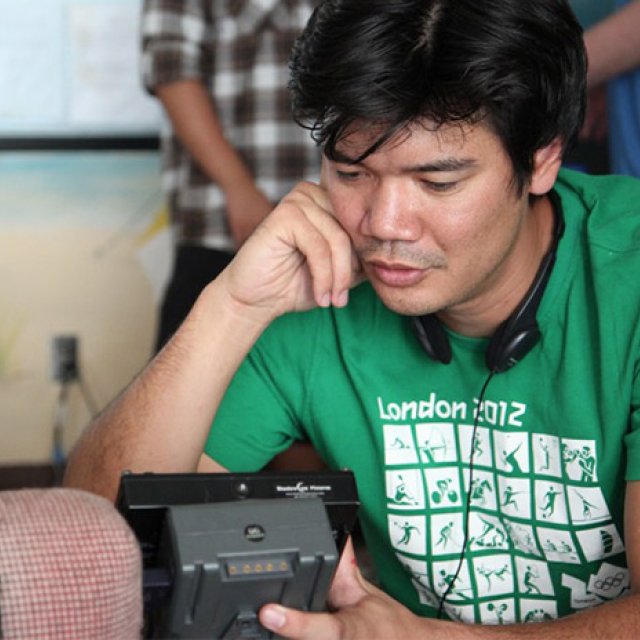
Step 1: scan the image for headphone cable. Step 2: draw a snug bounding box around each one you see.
[437,371,495,618]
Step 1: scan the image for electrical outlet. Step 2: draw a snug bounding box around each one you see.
[51,334,79,382]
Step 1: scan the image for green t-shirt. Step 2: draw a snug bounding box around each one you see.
[206,168,640,624]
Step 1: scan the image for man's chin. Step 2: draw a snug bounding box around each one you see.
[370,280,441,317]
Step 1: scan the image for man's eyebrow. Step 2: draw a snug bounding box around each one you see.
[329,149,359,164]
[405,158,477,172]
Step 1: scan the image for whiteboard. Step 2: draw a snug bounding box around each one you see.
[0,0,162,138]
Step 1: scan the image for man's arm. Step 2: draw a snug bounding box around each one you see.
[63,181,359,501]
[584,1,640,88]
[62,279,260,499]
[259,481,640,639]
[156,79,272,245]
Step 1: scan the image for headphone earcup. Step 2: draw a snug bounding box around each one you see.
[485,320,541,373]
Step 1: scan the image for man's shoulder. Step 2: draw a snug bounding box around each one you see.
[556,168,640,251]
[557,167,640,207]
[557,167,640,199]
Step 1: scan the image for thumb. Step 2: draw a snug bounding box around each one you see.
[328,536,370,609]
[259,604,341,640]
[258,537,368,640]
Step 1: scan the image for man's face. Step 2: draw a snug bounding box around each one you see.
[325,120,535,323]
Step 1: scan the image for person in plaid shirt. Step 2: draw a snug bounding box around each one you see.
[141,0,321,349]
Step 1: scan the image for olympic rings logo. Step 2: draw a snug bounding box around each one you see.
[594,572,626,591]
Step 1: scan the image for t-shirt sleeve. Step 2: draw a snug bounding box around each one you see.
[140,0,213,93]
[204,313,315,471]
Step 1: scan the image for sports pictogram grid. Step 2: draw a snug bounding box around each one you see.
[382,416,628,624]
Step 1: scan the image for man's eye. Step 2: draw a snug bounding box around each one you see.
[336,170,361,181]
[422,180,457,192]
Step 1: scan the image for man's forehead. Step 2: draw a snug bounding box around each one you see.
[330,119,484,164]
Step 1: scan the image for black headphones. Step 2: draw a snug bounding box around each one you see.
[412,190,564,373]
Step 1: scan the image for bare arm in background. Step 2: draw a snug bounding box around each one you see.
[584,0,640,88]
[580,1,640,142]
[156,79,272,246]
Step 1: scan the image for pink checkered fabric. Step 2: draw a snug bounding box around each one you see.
[0,488,142,639]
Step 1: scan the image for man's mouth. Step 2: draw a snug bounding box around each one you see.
[367,260,432,287]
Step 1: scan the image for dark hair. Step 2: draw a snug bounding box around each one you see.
[289,0,586,192]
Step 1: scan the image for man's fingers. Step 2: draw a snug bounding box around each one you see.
[281,182,360,307]
[295,212,356,307]
[225,179,361,316]
[259,604,342,640]
[298,182,363,306]
[257,538,404,640]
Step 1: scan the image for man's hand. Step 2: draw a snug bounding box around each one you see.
[258,539,436,640]
[219,180,364,323]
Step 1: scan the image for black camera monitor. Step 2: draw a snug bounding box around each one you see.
[116,470,360,639]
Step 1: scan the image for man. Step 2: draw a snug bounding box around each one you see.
[65,0,640,636]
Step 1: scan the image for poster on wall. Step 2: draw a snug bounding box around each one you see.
[0,0,161,139]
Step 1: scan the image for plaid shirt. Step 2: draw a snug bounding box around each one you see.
[141,0,321,249]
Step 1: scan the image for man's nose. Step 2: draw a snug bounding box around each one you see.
[362,180,422,241]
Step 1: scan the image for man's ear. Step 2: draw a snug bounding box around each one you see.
[530,137,564,195]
